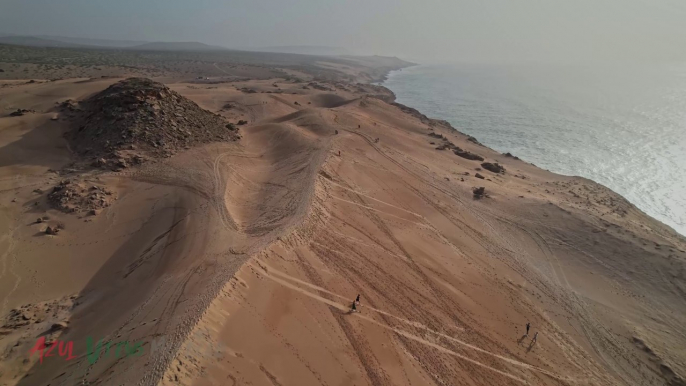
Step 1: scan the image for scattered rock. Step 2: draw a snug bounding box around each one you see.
[237,120,248,125]
[10,109,34,117]
[481,162,505,173]
[473,187,486,198]
[59,99,79,113]
[503,152,520,160]
[475,173,485,179]
[467,136,482,146]
[48,179,115,214]
[92,158,107,168]
[50,322,68,331]
[45,226,59,235]
[454,149,484,161]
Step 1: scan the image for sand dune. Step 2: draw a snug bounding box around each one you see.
[1,61,685,386]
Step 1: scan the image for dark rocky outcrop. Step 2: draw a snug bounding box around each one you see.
[467,136,482,146]
[9,109,34,117]
[454,149,484,161]
[503,152,520,160]
[481,162,506,173]
[66,78,239,164]
[475,173,485,179]
[45,226,60,235]
[472,187,486,198]
[48,180,115,214]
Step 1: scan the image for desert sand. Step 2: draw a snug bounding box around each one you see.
[1,53,685,386]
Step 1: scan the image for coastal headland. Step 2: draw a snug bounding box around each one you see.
[1,45,685,386]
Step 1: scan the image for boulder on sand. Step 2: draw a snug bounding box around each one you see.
[481,162,505,173]
[454,149,484,161]
[45,226,59,235]
[472,187,486,198]
[475,173,485,179]
[10,109,34,117]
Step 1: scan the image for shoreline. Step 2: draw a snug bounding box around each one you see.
[378,63,686,238]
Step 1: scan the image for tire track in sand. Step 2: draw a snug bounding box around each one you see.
[254,261,572,384]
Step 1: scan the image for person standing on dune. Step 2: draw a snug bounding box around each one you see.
[351,301,358,313]
[526,322,530,336]
[355,294,361,304]
[532,332,538,344]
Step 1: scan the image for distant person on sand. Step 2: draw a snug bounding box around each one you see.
[351,301,357,313]
[532,332,538,344]
[355,294,361,304]
[526,322,530,336]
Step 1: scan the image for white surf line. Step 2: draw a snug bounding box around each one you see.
[322,178,425,220]
[257,264,541,384]
[330,196,427,226]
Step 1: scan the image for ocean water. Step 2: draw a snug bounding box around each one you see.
[383,63,686,236]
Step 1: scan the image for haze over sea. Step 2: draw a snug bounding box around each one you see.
[384,63,686,236]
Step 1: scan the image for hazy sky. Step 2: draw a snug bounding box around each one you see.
[2,0,685,63]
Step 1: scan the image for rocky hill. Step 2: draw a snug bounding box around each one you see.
[66,78,239,166]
